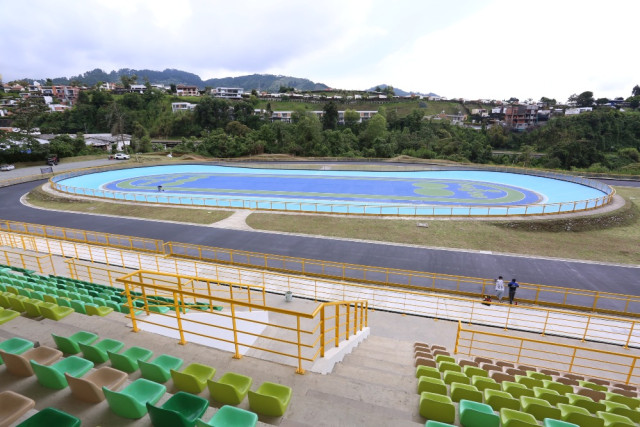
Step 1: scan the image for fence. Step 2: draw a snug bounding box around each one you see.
[0,247,56,276]
[454,321,640,385]
[2,222,640,318]
[61,253,640,348]
[116,270,368,374]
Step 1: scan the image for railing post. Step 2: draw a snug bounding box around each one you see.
[568,347,577,373]
[591,293,599,312]
[335,304,340,347]
[541,310,550,336]
[624,321,636,349]
[582,315,592,342]
[346,304,350,341]
[625,357,637,385]
[125,282,139,332]
[296,316,305,374]
[230,302,241,359]
[516,339,524,363]
[320,306,325,358]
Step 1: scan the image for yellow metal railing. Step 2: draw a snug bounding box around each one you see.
[116,270,368,374]
[59,252,640,349]
[3,218,638,317]
[454,321,640,385]
[0,247,56,276]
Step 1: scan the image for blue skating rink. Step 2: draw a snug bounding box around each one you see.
[53,164,612,216]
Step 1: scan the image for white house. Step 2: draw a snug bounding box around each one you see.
[213,87,244,99]
[171,102,196,113]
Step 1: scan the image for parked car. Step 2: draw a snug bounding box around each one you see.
[0,164,15,171]
[114,153,130,160]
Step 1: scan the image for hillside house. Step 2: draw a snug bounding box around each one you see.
[176,84,199,96]
[504,104,538,130]
[213,87,244,99]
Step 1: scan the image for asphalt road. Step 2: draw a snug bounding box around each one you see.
[0,177,639,297]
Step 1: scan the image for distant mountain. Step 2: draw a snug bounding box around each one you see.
[368,84,437,98]
[33,68,329,92]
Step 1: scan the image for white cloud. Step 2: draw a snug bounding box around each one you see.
[1,0,639,101]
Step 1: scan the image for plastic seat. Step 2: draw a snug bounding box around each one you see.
[450,382,482,403]
[596,411,635,427]
[8,294,28,312]
[43,294,58,304]
[515,375,544,389]
[79,338,125,364]
[106,300,123,312]
[474,356,493,364]
[0,346,62,377]
[196,405,258,427]
[16,407,80,427]
[86,303,114,316]
[416,365,441,379]
[500,407,539,426]
[31,355,94,389]
[438,361,462,373]
[605,392,640,409]
[464,365,489,378]
[458,359,479,368]
[0,293,11,308]
[418,376,448,395]
[543,419,578,427]
[0,337,33,363]
[0,390,35,427]
[70,300,88,314]
[52,331,99,354]
[459,399,500,427]
[171,363,216,394]
[424,422,456,427]
[520,396,561,421]
[39,302,74,320]
[0,308,20,324]
[23,299,45,317]
[566,392,606,413]
[603,401,640,423]
[484,388,520,412]
[108,346,153,373]
[576,387,606,402]
[472,376,500,392]
[534,386,569,406]
[57,297,72,307]
[557,403,604,427]
[65,366,128,403]
[208,372,253,405]
[579,380,608,392]
[435,354,455,364]
[491,372,515,384]
[528,371,553,381]
[147,391,209,427]
[419,392,455,424]
[443,370,470,385]
[103,378,167,419]
[139,354,184,383]
[416,357,437,368]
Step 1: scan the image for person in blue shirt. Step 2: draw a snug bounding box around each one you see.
[508,278,519,304]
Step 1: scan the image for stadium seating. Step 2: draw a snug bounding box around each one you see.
[139,354,184,383]
[65,367,128,403]
[196,405,258,427]
[0,391,35,427]
[146,391,209,427]
[52,331,99,354]
[16,407,81,427]
[171,363,216,394]
[30,355,94,389]
[108,346,153,373]
[419,392,456,424]
[459,399,500,427]
[0,337,33,363]
[208,372,253,405]
[103,378,166,419]
[0,346,62,377]
[248,381,293,417]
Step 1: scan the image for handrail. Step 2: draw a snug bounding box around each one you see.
[2,222,640,318]
[454,321,640,385]
[0,247,56,276]
[116,269,368,374]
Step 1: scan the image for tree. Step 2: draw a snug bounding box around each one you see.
[343,109,360,130]
[633,85,640,97]
[596,98,610,106]
[120,74,137,89]
[322,101,339,130]
[539,97,557,107]
[361,114,388,147]
[12,97,49,135]
[627,96,640,109]
[572,91,594,107]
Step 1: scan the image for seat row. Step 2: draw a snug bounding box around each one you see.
[416,361,640,426]
[1,332,293,423]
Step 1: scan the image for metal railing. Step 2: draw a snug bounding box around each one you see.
[59,252,640,348]
[117,270,368,374]
[47,163,615,217]
[2,222,640,318]
[0,247,56,276]
[454,321,640,385]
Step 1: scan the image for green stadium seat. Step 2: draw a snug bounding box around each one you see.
[43,293,58,304]
[196,405,258,427]
[16,407,81,427]
[459,399,500,427]
[503,381,535,399]
[500,407,539,426]
[52,331,99,354]
[103,378,166,419]
[418,376,448,395]
[207,371,253,405]
[596,411,635,427]
[248,381,293,417]
[604,392,640,409]
[170,363,216,394]
[435,354,456,364]
[464,365,489,378]
[79,338,125,364]
[542,419,579,427]
[543,379,574,395]
[139,354,184,384]
[70,300,88,314]
[557,403,604,427]
[30,355,94,389]
[527,371,552,381]
[515,375,544,389]
[450,382,482,403]
[108,346,153,373]
[566,392,606,414]
[147,391,209,427]
[520,395,561,421]
[443,370,470,385]
[534,386,569,406]
[0,346,62,377]
[602,400,640,423]
[0,337,34,364]
[39,302,74,320]
[23,299,45,317]
[419,392,456,424]
[416,365,441,379]
[472,376,501,392]
[484,388,520,412]
[8,294,29,311]
[85,303,114,316]
[438,361,462,373]
[579,381,609,392]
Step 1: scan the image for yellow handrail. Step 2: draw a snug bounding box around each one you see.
[454,321,640,385]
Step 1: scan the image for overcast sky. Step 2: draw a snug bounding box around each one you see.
[2,0,638,102]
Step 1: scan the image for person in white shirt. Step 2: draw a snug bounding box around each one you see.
[494,276,505,301]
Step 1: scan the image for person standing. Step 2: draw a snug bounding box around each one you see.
[508,278,519,304]
[495,276,505,302]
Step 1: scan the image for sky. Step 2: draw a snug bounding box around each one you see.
[2,0,639,103]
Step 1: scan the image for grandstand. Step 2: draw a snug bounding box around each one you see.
[2,222,640,426]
